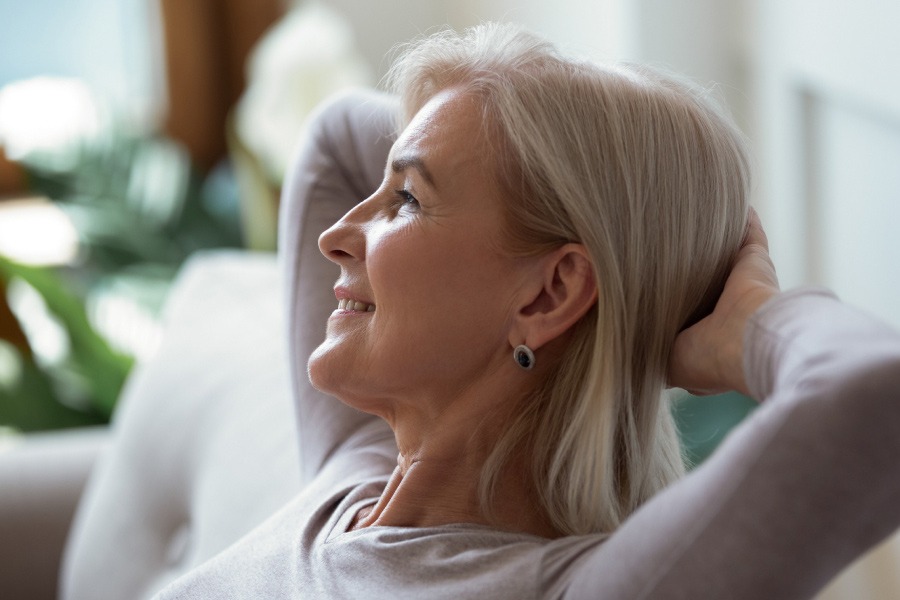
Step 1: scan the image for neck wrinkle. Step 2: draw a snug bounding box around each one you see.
[353,436,562,539]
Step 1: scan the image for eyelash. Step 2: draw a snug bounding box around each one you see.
[394,189,420,210]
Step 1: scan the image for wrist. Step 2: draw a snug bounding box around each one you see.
[729,288,779,397]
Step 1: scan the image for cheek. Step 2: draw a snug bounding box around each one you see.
[369,229,513,356]
[369,226,499,320]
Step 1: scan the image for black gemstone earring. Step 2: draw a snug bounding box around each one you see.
[513,345,535,370]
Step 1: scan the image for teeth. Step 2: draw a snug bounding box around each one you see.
[337,298,375,312]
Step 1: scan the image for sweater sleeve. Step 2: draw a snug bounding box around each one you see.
[564,288,900,599]
[279,89,398,486]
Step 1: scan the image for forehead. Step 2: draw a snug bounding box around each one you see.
[391,89,490,187]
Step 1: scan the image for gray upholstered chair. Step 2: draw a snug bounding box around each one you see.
[1,252,300,599]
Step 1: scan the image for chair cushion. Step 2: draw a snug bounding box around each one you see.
[60,251,300,600]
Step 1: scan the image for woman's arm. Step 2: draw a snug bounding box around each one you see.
[279,90,398,485]
[565,213,900,599]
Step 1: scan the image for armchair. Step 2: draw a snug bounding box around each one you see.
[1,251,300,599]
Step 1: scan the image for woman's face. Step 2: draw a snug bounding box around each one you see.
[309,89,535,415]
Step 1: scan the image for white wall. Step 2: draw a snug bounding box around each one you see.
[322,0,636,79]
[752,0,900,325]
[320,0,468,79]
[323,0,753,136]
[448,0,630,60]
[628,0,754,132]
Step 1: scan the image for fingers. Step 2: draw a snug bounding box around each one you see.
[744,207,769,252]
[667,207,780,396]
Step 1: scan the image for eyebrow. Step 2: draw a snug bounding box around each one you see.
[391,156,437,189]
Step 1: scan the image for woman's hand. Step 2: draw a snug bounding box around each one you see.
[667,209,780,397]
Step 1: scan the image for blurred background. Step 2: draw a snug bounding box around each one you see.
[3,0,899,431]
[0,0,897,596]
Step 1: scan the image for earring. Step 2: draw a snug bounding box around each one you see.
[513,345,535,370]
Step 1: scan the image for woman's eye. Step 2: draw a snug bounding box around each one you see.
[394,189,420,209]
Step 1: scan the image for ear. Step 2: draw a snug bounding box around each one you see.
[511,243,598,351]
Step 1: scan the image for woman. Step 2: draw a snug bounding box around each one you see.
[157,23,900,599]
[309,23,751,540]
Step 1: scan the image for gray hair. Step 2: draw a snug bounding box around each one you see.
[387,22,750,535]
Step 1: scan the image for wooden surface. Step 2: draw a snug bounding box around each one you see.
[0,146,25,197]
[159,0,284,171]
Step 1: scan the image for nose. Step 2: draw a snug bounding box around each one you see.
[318,197,370,265]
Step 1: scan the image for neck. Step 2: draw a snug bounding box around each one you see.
[352,391,562,538]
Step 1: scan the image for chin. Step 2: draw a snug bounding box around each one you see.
[307,344,337,395]
[307,344,359,403]
[308,347,394,420]
[306,332,340,387]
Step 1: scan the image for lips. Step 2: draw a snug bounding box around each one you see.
[334,283,375,314]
